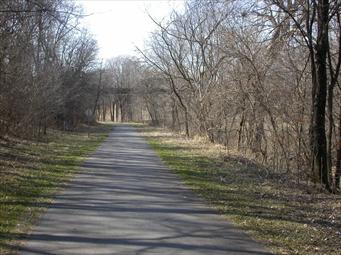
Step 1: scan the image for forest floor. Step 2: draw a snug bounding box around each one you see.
[135,125,341,255]
[0,123,113,254]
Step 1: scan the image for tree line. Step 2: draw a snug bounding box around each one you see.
[99,0,341,192]
[0,0,100,137]
[1,0,340,192]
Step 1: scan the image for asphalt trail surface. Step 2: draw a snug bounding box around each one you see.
[20,125,271,255]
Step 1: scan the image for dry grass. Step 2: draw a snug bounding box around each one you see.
[0,123,113,254]
[136,125,341,255]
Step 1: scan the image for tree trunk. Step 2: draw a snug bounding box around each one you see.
[115,102,119,122]
[238,113,245,151]
[311,0,330,190]
[326,78,334,185]
[102,100,106,121]
[120,102,124,122]
[184,109,190,137]
[335,102,341,191]
[109,101,113,121]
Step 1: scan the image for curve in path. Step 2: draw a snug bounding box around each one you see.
[20,125,271,255]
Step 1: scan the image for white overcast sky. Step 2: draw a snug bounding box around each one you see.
[75,0,185,60]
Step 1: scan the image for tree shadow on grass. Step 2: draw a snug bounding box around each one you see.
[0,123,113,253]
[150,138,341,254]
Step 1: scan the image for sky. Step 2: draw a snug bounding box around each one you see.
[75,0,185,60]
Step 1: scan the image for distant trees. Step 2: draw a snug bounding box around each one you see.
[96,56,172,126]
[1,0,340,191]
[138,0,341,191]
[0,0,99,137]
[139,1,231,137]
[99,56,142,123]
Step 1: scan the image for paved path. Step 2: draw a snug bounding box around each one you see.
[20,125,271,255]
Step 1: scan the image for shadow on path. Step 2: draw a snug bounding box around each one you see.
[18,125,272,255]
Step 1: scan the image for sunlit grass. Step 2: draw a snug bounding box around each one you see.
[137,125,341,255]
[0,123,113,254]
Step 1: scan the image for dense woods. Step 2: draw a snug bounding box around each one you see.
[1,1,340,254]
[137,0,341,193]
[1,0,340,193]
[0,0,100,137]
[104,0,341,192]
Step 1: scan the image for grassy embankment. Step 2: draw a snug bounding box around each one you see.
[136,124,341,255]
[0,123,113,254]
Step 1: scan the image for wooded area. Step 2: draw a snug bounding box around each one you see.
[1,0,340,193]
[0,0,99,136]
[127,0,341,193]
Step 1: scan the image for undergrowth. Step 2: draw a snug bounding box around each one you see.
[136,125,341,255]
